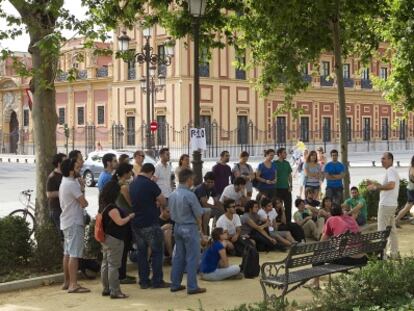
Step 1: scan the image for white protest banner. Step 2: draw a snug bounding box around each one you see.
[190,128,207,152]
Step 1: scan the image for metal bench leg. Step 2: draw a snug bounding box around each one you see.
[260,280,271,303]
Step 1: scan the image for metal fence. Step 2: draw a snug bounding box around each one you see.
[1,121,414,160]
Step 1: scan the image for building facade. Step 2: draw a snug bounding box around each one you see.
[1,28,413,157]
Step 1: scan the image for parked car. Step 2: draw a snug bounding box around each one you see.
[80,150,156,187]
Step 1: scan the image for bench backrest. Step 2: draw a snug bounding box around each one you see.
[286,227,391,269]
[341,227,391,258]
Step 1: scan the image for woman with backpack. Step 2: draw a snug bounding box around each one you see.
[99,180,135,299]
[256,149,277,200]
[112,163,136,285]
[232,151,255,198]
[200,227,242,281]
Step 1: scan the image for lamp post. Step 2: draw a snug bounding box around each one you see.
[140,67,166,147]
[188,0,206,186]
[118,27,174,150]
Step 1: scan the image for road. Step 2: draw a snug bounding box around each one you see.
[0,160,409,218]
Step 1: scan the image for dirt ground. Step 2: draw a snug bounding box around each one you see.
[1,223,414,311]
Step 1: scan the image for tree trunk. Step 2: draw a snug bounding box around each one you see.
[30,42,58,226]
[331,2,350,199]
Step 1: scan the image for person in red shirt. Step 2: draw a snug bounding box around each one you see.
[311,204,367,289]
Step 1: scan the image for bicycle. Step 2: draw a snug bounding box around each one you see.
[9,189,36,235]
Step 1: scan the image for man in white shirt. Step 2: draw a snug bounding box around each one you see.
[216,199,243,255]
[367,152,400,259]
[219,177,247,215]
[60,158,89,293]
[154,148,174,198]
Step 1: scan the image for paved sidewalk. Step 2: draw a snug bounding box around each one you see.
[1,224,414,311]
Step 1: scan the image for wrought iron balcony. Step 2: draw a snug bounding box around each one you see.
[128,68,136,80]
[199,63,209,77]
[96,67,108,78]
[235,69,246,80]
[56,72,68,81]
[320,75,334,87]
[77,70,87,80]
[303,74,312,83]
[343,78,354,88]
[361,79,373,89]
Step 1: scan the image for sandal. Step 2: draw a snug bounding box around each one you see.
[61,284,69,290]
[110,292,129,299]
[68,286,91,293]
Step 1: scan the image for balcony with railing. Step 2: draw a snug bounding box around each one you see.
[361,79,373,89]
[77,70,87,80]
[56,72,68,81]
[235,69,246,80]
[199,63,209,77]
[303,74,312,83]
[96,67,109,78]
[343,78,354,88]
[128,68,136,80]
[320,75,334,87]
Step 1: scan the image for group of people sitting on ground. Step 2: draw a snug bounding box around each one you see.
[47,146,396,299]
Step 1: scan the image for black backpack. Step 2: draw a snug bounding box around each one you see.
[240,240,260,278]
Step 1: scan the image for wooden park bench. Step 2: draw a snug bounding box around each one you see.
[259,226,391,302]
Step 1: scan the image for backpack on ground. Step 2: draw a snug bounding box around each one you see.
[79,258,100,279]
[240,239,260,278]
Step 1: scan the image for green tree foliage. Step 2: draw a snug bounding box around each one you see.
[0,0,93,226]
[377,0,414,116]
[233,0,386,196]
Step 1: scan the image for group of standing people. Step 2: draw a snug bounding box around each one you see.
[45,144,410,298]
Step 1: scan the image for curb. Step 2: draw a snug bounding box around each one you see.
[0,273,63,294]
[0,262,138,294]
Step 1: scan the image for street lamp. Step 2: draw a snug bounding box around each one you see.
[187,0,206,186]
[140,66,166,147]
[118,27,174,150]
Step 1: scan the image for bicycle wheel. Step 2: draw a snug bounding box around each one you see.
[9,209,36,235]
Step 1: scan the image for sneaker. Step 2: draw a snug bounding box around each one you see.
[120,276,136,284]
[188,287,206,295]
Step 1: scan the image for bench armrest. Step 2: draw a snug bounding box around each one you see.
[260,259,287,280]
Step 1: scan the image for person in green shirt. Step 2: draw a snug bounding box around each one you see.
[274,147,293,223]
[342,186,367,226]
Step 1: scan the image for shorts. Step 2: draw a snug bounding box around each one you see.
[305,185,320,191]
[407,189,414,204]
[63,224,85,258]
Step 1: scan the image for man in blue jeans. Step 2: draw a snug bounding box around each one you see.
[324,149,345,205]
[129,163,170,289]
[169,168,206,295]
